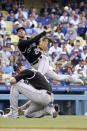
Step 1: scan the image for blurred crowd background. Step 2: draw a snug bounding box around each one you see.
[0,0,87,87]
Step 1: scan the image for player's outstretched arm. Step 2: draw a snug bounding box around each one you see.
[30,29,51,45]
[45,29,51,34]
[18,30,51,46]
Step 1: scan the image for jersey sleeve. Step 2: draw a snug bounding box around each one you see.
[15,73,24,82]
[18,31,46,46]
[15,69,35,82]
[33,31,46,44]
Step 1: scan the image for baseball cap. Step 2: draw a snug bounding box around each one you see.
[74,14,78,18]
[13,63,22,71]
[61,51,66,55]
[15,21,19,25]
[51,52,57,56]
[83,46,87,50]
[77,67,82,70]
[10,10,14,14]
[53,33,58,37]
[0,13,3,17]
[21,58,26,61]
[69,22,74,25]
[16,27,25,32]
[79,58,84,61]
[2,44,6,47]
[53,40,59,44]
[12,71,16,74]
[74,49,78,52]
[6,42,12,46]
[64,38,69,41]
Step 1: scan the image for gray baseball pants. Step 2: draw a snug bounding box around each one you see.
[33,54,70,81]
[10,82,54,117]
[24,102,48,118]
[33,54,84,84]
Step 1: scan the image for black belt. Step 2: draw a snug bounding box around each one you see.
[47,91,52,95]
[31,56,42,65]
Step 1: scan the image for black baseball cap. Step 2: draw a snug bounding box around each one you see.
[83,46,87,50]
[13,63,22,71]
[16,27,25,32]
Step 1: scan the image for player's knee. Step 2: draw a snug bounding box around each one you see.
[24,110,29,117]
[12,84,17,88]
[24,111,31,118]
[13,82,21,88]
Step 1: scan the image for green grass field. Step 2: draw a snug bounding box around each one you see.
[0,116,87,129]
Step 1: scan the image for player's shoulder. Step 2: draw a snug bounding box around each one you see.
[26,68,37,75]
[18,39,22,46]
[21,69,29,74]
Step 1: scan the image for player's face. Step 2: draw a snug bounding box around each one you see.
[17,29,25,39]
[16,66,26,73]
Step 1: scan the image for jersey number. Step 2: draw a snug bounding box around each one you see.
[34,48,39,55]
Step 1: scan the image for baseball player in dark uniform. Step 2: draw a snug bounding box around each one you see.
[3,63,57,118]
[16,27,84,85]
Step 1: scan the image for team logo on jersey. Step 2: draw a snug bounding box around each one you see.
[27,48,31,53]
[24,79,29,84]
[21,42,40,55]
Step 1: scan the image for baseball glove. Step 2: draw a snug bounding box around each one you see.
[4,108,22,116]
[18,107,22,116]
[4,108,10,115]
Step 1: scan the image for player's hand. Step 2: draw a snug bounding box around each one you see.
[45,29,51,33]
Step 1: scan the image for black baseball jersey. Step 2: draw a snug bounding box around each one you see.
[18,31,46,64]
[15,69,52,92]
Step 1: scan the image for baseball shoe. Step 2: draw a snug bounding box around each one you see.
[45,104,57,118]
[2,111,19,118]
[76,78,84,86]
